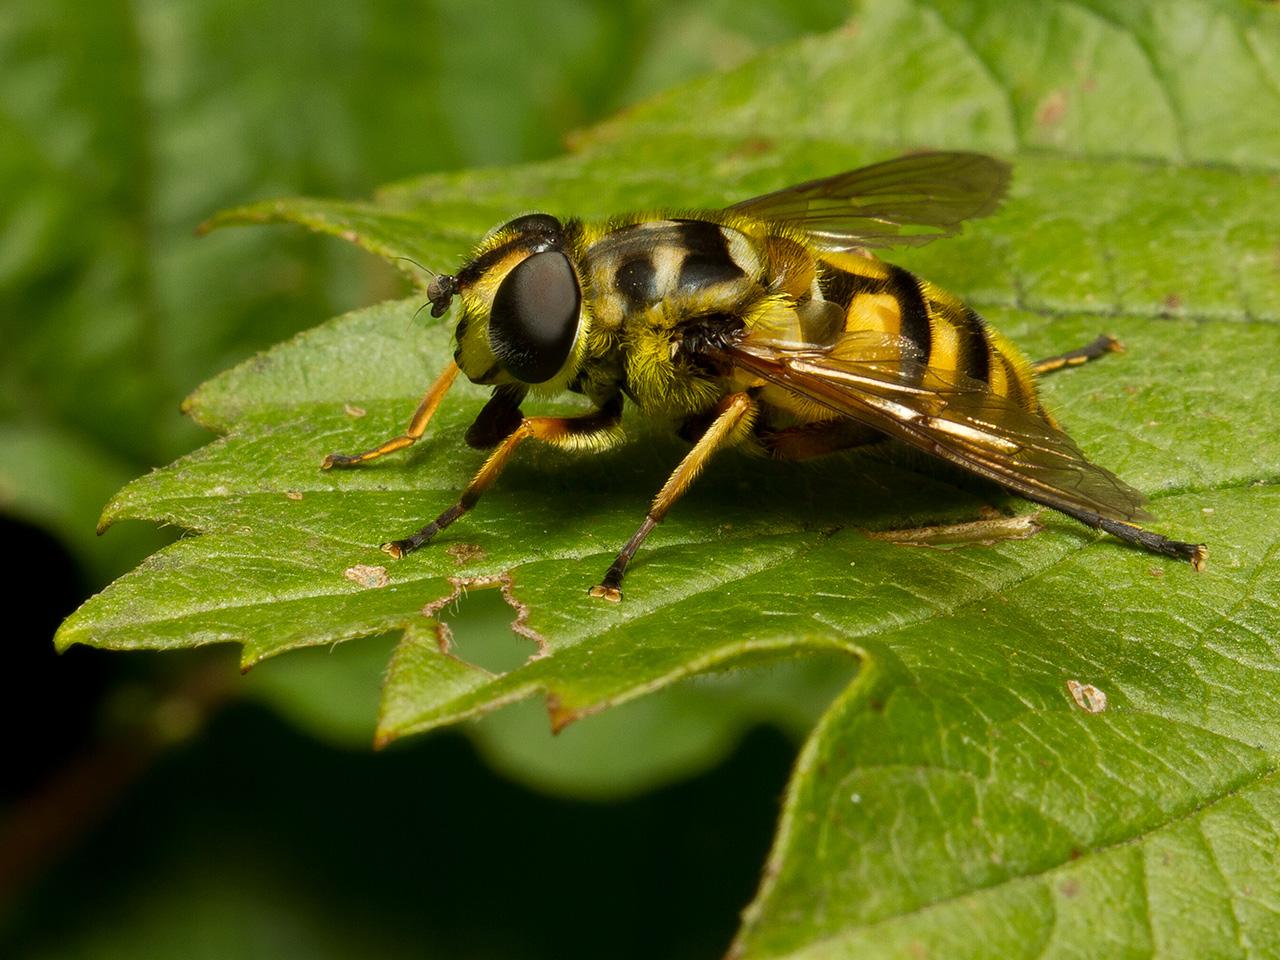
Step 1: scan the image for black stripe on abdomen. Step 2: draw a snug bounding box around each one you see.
[955,305,991,384]
[885,265,932,362]
[817,263,885,308]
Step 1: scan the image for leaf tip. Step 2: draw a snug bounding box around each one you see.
[545,692,578,734]
[196,203,271,236]
[238,648,264,674]
[96,496,126,535]
[52,619,81,654]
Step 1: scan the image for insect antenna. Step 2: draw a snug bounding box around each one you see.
[410,300,435,324]
[393,255,439,280]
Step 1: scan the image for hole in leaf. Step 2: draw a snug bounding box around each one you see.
[435,584,539,674]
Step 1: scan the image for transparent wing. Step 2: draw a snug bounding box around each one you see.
[717,329,1151,523]
[727,151,1011,250]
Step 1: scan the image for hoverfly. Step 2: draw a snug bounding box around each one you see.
[323,151,1206,600]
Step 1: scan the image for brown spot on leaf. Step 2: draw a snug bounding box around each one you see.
[1035,89,1069,127]
[340,229,360,244]
[344,403,367,418]
[445,542,487,565]
[343,564,389,589]
[1067,679,1108,713]
[1059,878,1081,898]
[1163,292,1183,312]
[731,137,775,158]
[867,512,1043,549]
[285,490,303,501]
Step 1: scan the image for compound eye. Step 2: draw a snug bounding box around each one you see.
[488,251,581,384]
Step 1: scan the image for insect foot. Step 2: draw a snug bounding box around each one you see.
[322,453,358,469]
[382,534,437,559]
[587,583,623,603]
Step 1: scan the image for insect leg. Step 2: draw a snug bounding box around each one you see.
[1022,496,1208,571]
[589,392,757,602]
[322,360,461,469]
[755,419,882,461]
[1032,334,1123,376]
[1092,517,1207,570]
[464,385,527,449]
[381,395,624,559]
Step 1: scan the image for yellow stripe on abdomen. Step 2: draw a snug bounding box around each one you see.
[926,312,961,372]
[843,292,903,338]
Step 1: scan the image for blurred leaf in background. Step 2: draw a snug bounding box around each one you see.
[0,0,845,955]
[0,0,845,586]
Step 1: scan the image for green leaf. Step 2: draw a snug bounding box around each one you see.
[57,0,1280,954]
[2,0,840,589]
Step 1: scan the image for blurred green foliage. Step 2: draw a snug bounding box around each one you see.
[0,0,845,584]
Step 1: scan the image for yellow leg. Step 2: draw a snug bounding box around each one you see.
[322,360,460,469]
[589,391,757,602]
[382,397,623,558]
[1031,334,1123,376]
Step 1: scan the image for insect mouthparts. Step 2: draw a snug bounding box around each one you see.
[676,313,744,358]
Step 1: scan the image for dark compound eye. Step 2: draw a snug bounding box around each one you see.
[488,251,581,383]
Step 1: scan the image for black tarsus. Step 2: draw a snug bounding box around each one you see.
[592,516,658,600]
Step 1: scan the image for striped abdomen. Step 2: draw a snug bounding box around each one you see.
[815,251,1042,414]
